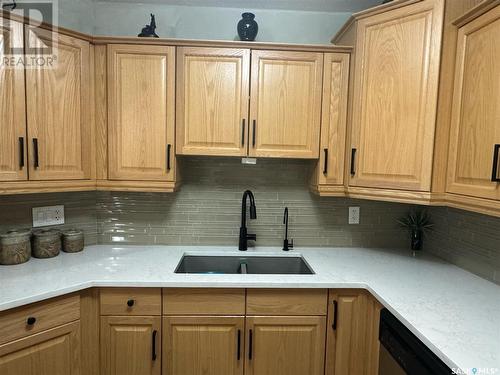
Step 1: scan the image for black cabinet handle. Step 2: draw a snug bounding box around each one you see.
[167,144,172,171]
[248,329,253,360]
[152,330,157,361]
[237,329,241,361]
[27,317,36,326]
[252,120,256,147]
[323,148,328,175]
[127,299,135,307]
[491,144,500,182]
[241,120,246,146]
[350,148,357,176]
[332,300,338,330]
[33,138,39,169]
[19,137,25,168]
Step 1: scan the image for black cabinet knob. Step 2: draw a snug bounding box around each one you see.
[27,317,36,325]
[127,299,135,307]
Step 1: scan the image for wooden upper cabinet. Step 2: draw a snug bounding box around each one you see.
[0,322,81,375]
[315,53,350,187]
[163,316,244,375]
[245,316,326,375]
[446,5,500,201]
[349,0,444,191]
[0,19,27,182]
[101,316,161,375]
[107,44,175,181]
[176,47,250,157]
[249,50,323,159]
[25,27,93,181]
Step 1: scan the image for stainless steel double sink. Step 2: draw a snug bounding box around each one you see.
[175,255,314,275]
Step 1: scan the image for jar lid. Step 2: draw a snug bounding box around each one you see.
[0,228,32,238]
[62,229,83,237]
[33,228,62,237]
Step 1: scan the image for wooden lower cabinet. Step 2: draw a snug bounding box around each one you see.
[100,316,161,375]
[245,316,326,375]
[326,290,381,375]
[0,321,81,375]
[163,316,244,375]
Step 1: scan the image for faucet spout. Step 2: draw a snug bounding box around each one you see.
[283,207,294,251]
[239,190,257,251]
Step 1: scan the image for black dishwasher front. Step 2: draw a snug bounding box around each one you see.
[378,308,453,375]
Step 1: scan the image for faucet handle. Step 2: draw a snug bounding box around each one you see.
[289,239,294,249]
[247,233,256,241]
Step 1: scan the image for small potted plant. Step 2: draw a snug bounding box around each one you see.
[397,210,433,254]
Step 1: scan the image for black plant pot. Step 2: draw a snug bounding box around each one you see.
[237,13,258,41]
[410,229,423,251]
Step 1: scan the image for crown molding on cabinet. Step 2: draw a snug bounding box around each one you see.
[453,0,500,26]
[330,0,423,43]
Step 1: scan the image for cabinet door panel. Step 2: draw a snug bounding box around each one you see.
[163,316,244,375]
[350,0,444,191]
[0,321,81,375]
[249,50,323,159]
[245,316,325,375]
[25,27,92,180]
[108,44,175,181]
[447,6,500,200]
[317,53,350,186]
[101,316,161,375]
[326,291,368,375]
[177,47,250,156]
[0,19,27,181]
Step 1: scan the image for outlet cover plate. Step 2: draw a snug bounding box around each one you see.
[349,207,360,225]
[32,205,65,227]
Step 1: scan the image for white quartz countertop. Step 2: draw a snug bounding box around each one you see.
[1,245,499,373]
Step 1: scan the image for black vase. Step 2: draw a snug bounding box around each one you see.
[237,13,258,41]
[411,229,423,251]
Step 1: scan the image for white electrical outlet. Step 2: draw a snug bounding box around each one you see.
[349,207,360,224]
[32,205,65,227]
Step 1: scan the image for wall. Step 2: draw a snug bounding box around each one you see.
[0,191,98,244]
[93,1,351,44]
[0,159,411,249]
[96,157,411,248]
[1,158,499,286]
[426,207,500,285]
[59,0,95,35]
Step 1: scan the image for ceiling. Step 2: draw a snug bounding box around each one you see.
[95,0,383,13]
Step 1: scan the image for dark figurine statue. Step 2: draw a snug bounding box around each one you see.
[138,14,159,38]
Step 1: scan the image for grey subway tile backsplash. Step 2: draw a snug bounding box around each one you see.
[426,206,500,286]
[0,192,98,245]
[95,157,411,248]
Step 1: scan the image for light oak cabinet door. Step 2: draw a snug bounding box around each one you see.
[0,19,27,182]
[249,50,323,159]
[176,47,250,156]
[0,322,81,375]
[313,53,350,189]
[100,316,161,375]
[446,5,500,200]
[108,44,175,181]
[326,290,369,375]
[349,0,444,191]
[245,316,326,375]
[163,316,244,375]
[25,27,92,181]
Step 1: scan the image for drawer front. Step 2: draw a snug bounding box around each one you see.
[0,294,80,345]
[247,289,328,315]
[100,288,162,316]
[163,288,245,315]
